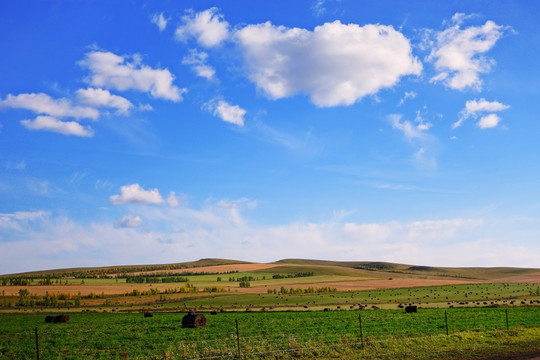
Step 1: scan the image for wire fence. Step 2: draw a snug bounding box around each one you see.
[1,306,539,359]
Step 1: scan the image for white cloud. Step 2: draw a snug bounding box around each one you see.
[0,93,99,120]
[175,8,230,48]
[205,99,246,127]
[114,214,144,228]
[81,51,186,101]
[151,12,168,31]
[109,183,181,207]
[477,113,501,129]
[109,183,164,205]
[235,21,422,107]
[76,88,133,114]
[182,49,216,80]
[428,15,506,90]
[21,116,94,137]
[454,98,509,129]
[464,98,510,114]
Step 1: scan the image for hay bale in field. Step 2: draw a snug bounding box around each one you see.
[405,305,417,313]
[53,314,70,323]
[44,315,54,323]
[210,310,218,315]
[182,312,206,328]
[144,311,153,317]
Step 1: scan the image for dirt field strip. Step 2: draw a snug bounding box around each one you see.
[227,278,488,294]
[496,272,540,284]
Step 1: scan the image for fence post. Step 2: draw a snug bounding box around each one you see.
[358,311,364,349]
[35,327,40,360]
[505,309,509,330]
[444,311,449,336]
[235,319,241,359]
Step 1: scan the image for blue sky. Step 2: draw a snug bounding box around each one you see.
[1,1,539,274]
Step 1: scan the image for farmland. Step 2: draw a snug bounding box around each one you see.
[1,308,539,359]
[1,259,539,312]
[1,259,539,359]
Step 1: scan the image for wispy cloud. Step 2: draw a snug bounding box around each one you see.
[21,115,94,137]
[0,93,99,120]
[3,161,26,171]
[389,113,437,168]
[0,211,49,231]
[114,214,144,228]
[182,49,216,80]
[2,204,537,274]
[150,12,168,32]
[398,91,417,106]
[311,0,326,17]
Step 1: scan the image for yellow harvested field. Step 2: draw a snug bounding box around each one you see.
[130,263,279,276]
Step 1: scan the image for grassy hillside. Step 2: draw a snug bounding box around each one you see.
[274,259,539,280]
[2,258,538,281]
[0,258,250,277]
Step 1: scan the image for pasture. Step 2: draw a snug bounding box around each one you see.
[1,307,539,359]
[1,259,540,359]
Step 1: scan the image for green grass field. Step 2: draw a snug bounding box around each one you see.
[1,307,539,359]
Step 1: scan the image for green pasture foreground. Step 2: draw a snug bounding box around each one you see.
[1,307,539,359]
[173,282,540,309]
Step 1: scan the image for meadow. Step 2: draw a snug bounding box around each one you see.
[1,259,539,359]
[1,307,539,359]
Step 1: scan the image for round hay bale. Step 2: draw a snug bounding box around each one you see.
[53,314,70,323]
[44,315,54,323]
[182,313,206,328]
[210,310,218,315]
[144,311,154,318]
[405,305,417,313]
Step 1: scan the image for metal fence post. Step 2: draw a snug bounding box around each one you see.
[358,312,364,349]
[235,319,241,359]
[505,309,509,330]
[35,327,40,360]
[444,311,449,336]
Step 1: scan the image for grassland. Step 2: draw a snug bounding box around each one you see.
[1,308,539,359]
[0,259,539,312]
[0,258,539,359]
